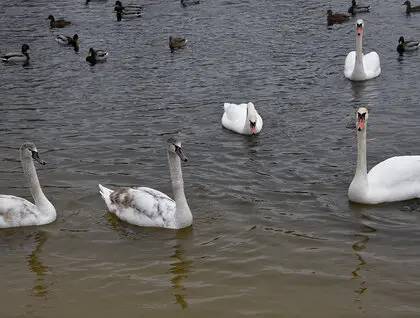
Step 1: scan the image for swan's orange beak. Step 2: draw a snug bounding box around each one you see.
[357,118,365,131]
[356,26,362,36]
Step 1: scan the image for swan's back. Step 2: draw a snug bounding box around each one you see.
[363,51,381,79]
[344,51,356,79]
[101,185,178,228]
[367,155,420,202]
[0,195,39,228]
[222,103,247,132]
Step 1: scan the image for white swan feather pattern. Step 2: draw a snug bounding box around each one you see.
[348,107,420,204]
[344,19,381,81]
[0,142,56,228]
[99,137,192,229]
[99,185,178,228]
[222,102,263,135]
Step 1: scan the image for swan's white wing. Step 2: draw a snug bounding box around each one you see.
[255,112,263,133]
[222,103,247,133]
[367,156,420,202]
[0,195,39,228]
[363,51,381,79]
[107,186,176,228]
[344,51,356,79]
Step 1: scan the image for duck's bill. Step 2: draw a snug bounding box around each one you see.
[175,147,188,162]
[32,151,46,165]
[357,118,365,131]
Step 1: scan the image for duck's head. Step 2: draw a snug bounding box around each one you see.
[356,19,364,37]
[402,0,411,6]
[352,0,356,6]
[356,107,368,132]
[399,36,405,45]
[327,9,333,16]
[246,102,258,134]
[88,48,95,56]
[21,44,30,54]
[20,142,45,165]
[167,137,187,162]
[115,1,123,7]
[47,15,55,21]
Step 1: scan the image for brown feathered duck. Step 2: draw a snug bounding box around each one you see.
[47,15,71,28]
[327,9,350,25]
[169,36,187,53]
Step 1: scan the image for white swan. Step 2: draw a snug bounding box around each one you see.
[348,107,420,204]
[344,19,381,81]
[99,137,192,229]
[0,142,56,228]
[222,102,263,135]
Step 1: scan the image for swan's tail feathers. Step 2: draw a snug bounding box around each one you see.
[99,184,113,207]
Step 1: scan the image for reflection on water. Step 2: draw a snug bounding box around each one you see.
[351,219,376,312]
[169,228,194,309]
[27,231,50,298]
[350,81,367,104]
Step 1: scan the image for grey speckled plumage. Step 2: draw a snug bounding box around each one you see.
[99,137,192,229]
[0,142,56,228]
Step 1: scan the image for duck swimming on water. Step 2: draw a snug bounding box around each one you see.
[181,0,200,7]
[114,1,143,21]
[47,15,71,28]
[397,36,420,53]
[55,34,79,52]
[169,36,187,53]
[1,44,30,64]
[402,1,420,13]
[86,48,108,65]
[348,0,371,14]
[327,9,350,25]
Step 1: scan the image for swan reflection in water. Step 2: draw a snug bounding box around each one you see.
[351,213,376,312]
[169,228,194,309]
[27,231,51,297]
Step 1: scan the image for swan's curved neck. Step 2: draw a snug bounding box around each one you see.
[355,128,368,180]
[167,152,192,226]
[243,108,250,133]
[355,34,364,69]
[21,158,52,213]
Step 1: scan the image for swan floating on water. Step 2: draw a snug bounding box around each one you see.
[348,107,420,204]
[222,102,263,135]
[344,19,381,81]
[0,142,56,228]
[99,137,193,229]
